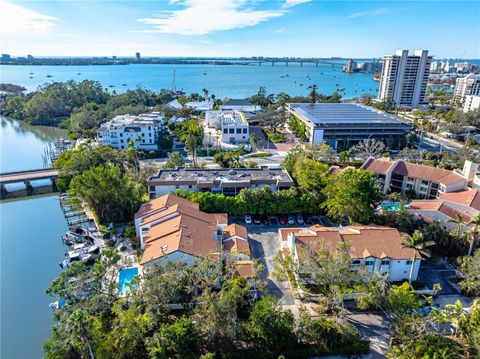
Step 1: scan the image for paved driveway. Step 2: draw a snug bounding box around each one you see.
[248,225,295,306]
[347,312,390,359]
[418,259,459,295]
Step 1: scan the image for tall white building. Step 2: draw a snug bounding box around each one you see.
[464,95,480,113]
[378,50,432,108]
[342,59,357,73]
[454,74,480,104]
[98,112,163,150]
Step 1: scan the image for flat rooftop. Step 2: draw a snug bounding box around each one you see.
[287,103,410,127]
[147,166,294,187]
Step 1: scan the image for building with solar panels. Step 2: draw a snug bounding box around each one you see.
[286,103,411,151]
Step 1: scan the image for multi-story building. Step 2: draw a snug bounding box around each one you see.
[361,157,467,199]
[98,112,163,150]
[453,74,480,104]
[279,225,422,282]
[146,166,294,198]
[342,59,357,73]
[464,95,480,113]
[378,50,432,107]
[219,111,249,145]
[220,99,261,113]
[286,103,411,150]
[134,193,254,277]
[360,60,382,74]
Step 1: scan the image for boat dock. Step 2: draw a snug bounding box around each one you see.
[59,194,89,226]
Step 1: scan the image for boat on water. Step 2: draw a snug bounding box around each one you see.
[109,85,115,87]
[203,72,207,75]
[29,77,33,79]
[122,83,127,86]
[59,253,101,269]
[77,72,81,75]
[47,74,52,78]
[66,245,99,259]
[299,83,304,86]
[29,72,34,74]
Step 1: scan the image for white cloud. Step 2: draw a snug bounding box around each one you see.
[138,0,287,35]
[282,0,311,9]
[346,7,402,20]
[0,0,57,33]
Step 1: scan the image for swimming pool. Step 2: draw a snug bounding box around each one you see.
[118,267,139,293]
[380,201,407,211]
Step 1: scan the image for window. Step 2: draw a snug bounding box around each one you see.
[352,259,361,265]
[148,126,151,130]
[236,128,242,134]
[120,139,124,143]
[229,128,235,134]
[175,185,179,189]
[149,186,155,191]
[381,259,390,265]
[421,180,429,185]
[188,185,192,189]
[243,128,248,134]
[365,260,374,266]
[149,139,152,143]
[223,129,228,134]
[120,133,123,137]
[149,133,152,137]
[406,260,412,265]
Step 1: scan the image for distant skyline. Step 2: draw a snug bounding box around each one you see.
[1,0,479,59]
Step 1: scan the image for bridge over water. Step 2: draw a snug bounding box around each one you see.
[0,168,59,199]
[0,168,59,185]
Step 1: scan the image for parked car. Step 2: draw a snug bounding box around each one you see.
[287,215,296,225]
[261,216,270,225]
[279,216,287,225]
[296,214,304,225]
[245,215,252,224]
[253,216,262,225]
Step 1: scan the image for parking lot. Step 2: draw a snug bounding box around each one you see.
[418,259,460,295]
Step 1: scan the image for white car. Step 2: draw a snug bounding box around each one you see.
[287,215,296,225]
[245,215,252,224]
[296,214,304,225]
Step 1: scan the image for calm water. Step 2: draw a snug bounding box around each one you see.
[0,63,379,98]
[1,118,68,359]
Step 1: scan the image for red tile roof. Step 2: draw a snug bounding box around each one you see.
[279,225,421,260]
[361,157,393,175]
[439,190,480,211]
[135,193,199,219]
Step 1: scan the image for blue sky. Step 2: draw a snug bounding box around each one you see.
[1,0,479,58]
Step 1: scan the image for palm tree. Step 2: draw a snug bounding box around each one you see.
[179,120,204,168]
[67,310,95,359]
[467,214,480,256]
[401,230,435,284]
[448,213,464,238]
[307,84,318,103]
[202,88,209,101]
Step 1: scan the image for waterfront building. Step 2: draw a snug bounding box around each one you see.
[220,99,261,113]
[342,59,357,73]
[361,157,468,198]
[134,193,254,276]
[453,74,480,104]
[454,62,475,73]
[146,166,294,198]
[1,53,11,60]
[464,95,480,113]
[279,225,422,282]
[97,112,163,150]
[136,52,141,61]
[360,60,382,74]
[378,50,432,107]
[286,103,411,150]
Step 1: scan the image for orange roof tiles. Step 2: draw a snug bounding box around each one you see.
[135,193,199,219]
[362,157,393,175]
[409,200,473,224]
[223,223,248,240]
[234,260,255,278]
[223,237,251,256]
[440,190,480,211]
[279,225,421,260]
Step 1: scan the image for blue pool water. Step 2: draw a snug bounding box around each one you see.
[380,201,402,211]
[118,268,139,293]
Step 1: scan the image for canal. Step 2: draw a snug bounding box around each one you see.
[1,117,69,359]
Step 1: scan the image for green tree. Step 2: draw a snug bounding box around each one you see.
[307,84,318,103]
[164,151,185,169]
[459,249,480,295]
[69,165,143,223]
[401,230,434,284]
[322,168,383,224]
[468,214,480,256]
[179,120,204,167]
[5,96,27,120]
[245,296,295,358]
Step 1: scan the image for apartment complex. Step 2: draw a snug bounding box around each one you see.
[464,95,480,112]
[378,50,432,107]
[98,112,163,150]
[408,189,480,234]
[147,166,294,198]
[134,193,254,276]
[220,99,261,113]
[279,225,422,282]
[454,74,480,104]
[361,157,467,198]
[286,103,411,150]
[206,110,250,145]
[342,59,357,73]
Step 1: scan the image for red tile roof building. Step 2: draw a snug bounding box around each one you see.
[279,225,422,282]
[361,157,467,199]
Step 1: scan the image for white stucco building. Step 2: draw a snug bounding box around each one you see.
[279,225,422,282]
[378,50,432,107]
[98,112,163,150]
[454,74,480,104]
[463,95,480,113]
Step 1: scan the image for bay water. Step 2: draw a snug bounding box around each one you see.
[1,118,68,359]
